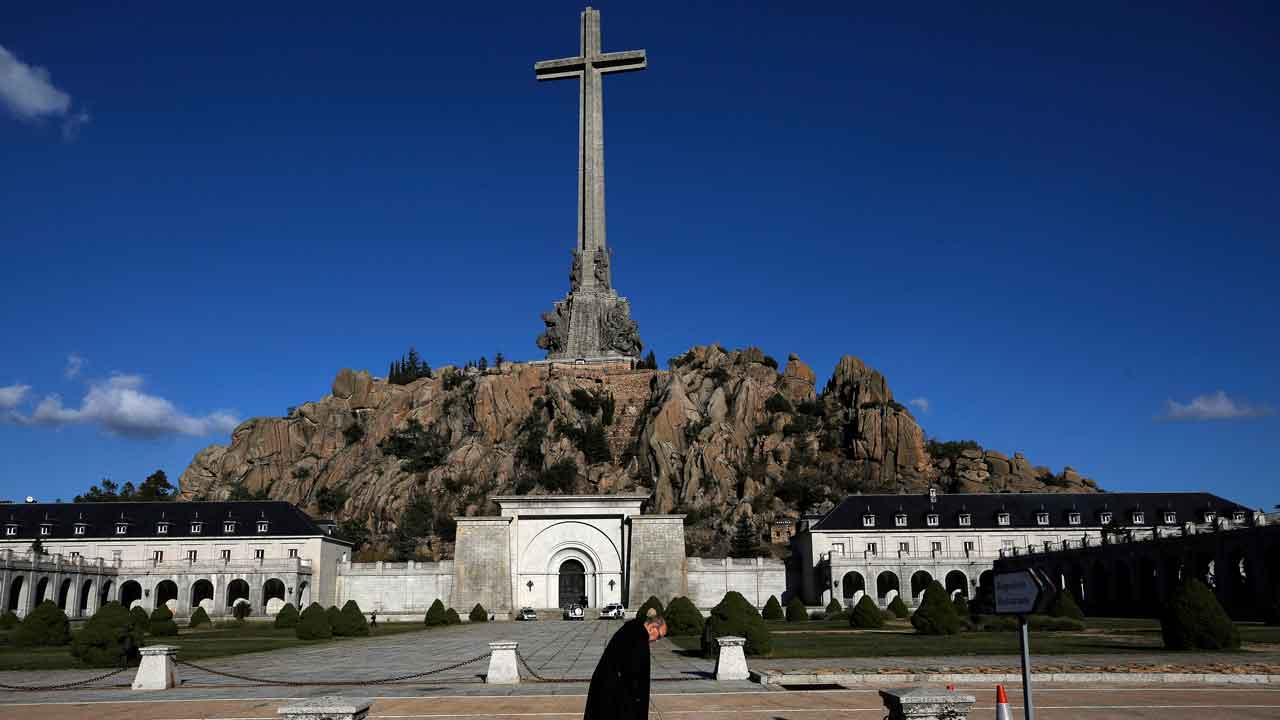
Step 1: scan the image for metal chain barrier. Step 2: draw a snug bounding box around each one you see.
[515,649,700,684]
[0,666,130,692]
[175,652,490,687]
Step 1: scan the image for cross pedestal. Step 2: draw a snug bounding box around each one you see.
[132,645,179,690]
[714,636,749,681]
[486,641,520,684]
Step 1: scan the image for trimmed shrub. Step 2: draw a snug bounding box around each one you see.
[188,606,211,628]
[761,595,784,621]
[911,581,963,635]
[337,600,370,637]
[1047,590,1085,620]
[469,604,489,622]
[326,606,343,634]
[130,605,151,634]
[848,595,885,629]
[445,608,462,625]
[12,600,70,646]
[0,611,18,629]
[785,597,808,623]
[296,602,332,640]
[637,595,665,620]
[702,591,771,657]
[425,599,449,626]
[233,601,251,621]
[149,606,179,637]
[1161,579,1240,650]
[665,596,704,637]
[887,595,910,618]
[825,598,843,615]
[71,602,143,667]
[952,595,969,617]
[274,603,299,629]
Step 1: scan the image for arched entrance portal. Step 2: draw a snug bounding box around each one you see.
[841,571,865,605]
[558,559,586,609]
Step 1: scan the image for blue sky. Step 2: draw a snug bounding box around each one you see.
[1,2,1276,508]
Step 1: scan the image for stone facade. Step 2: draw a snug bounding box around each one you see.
[686,557,786,608]
[627,516,687,605]
[335,560,454,618]
[451,518,513,613]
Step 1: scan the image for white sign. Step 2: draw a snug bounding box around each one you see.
[994,569,1044,615]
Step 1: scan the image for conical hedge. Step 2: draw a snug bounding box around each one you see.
[326,606,343,635]
[887,595,910,618]
[129,605,151,634]
[274,603,299,629]
[1047,590,1085,620]
[911,581,962,635]
[1161,579,1239,650]
[445,607,461,625]
[665,596,704,636]
[12,600,70,647]
[296,602,332,640]
[761,595,783,620]
[469,604,489,622]
[848,595,884,629]
[701,591,771,656]
[188,606,211,628]
[71,602,143,667]
[637,595,665,620]
[785,597,808,622]
[149,605,179,637]
[425,599,449,626]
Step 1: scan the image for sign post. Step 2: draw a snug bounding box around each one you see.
[994,569,1053,720]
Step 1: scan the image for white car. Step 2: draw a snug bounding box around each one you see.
[564,604,585,620]
[599,602,625,619]
[518,607,538,621]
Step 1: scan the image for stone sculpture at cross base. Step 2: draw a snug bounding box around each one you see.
[533,7,645,362]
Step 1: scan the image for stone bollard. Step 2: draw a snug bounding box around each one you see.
[132,645,179,690]
[278,696,372,720]
[713,636,749,681]
[879,687,977,720]
[486,641,520,684]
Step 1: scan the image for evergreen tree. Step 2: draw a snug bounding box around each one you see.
[494,352,506,366]
[478,356,488,371]
[761,595,784,621]
[326,605,343,634]
[910,581,963,635]
[274,603,300,629]
[425,599,449,626]
[642,350,658,370]
[729,516,764,558]
[1047,589,1085,620]
[887,595,910,618]
[130,605,151,634]
[296,602,332,640]
[848,595,885,629]
[636,595,665,620]
[665,596,704,636]
[149,606,179,637]
[1161,578,1240,650]
[825,597,844,616]
[71,603,143,666]
[12,601,70,646]
[785,596,808,622]
[469,604,489,622]
[338,600,370,636]
[188,606,211,628]
[136,470,175,500]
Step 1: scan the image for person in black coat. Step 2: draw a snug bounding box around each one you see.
[583,614,667,719]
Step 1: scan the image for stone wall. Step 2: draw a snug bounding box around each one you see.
[627,516,687,605]
[335,560,454,618]
[686,556,787,608]
[452,518,513,612]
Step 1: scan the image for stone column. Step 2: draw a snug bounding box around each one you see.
[211,575,226,616]
[879,687,976,720]
[713,636,749,681]
[486,641,520,684]
[278,697,371,720]
[131,646,179,690]
[17,573,32,616]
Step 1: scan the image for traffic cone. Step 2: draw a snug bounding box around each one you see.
[995,684,1013,720]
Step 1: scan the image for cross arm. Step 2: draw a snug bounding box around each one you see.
[535,56,586,81]
[595,49,647,74]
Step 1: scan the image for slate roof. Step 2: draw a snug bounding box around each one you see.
[810,492,1251,532]
[0,501,328,540]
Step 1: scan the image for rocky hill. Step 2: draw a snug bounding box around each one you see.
[177,346,1098,557]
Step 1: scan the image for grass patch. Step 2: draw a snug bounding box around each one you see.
[0,621,429,671]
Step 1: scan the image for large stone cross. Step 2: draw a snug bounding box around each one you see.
[535,6,645,291]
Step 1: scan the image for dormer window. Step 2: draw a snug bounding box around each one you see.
[74,524,86,536]
[1131,511,1145,524]
[997,512,1010,527]
[1232,511,1245,524]
[1163,511,1176,525]
[926,513,939,527]
[115,523,128,535]
[1099,511,1113,525]
[958,513,971,527]
[862,514,876,528]
[1068,512,1081,526]
[190,522,203,534]
[39,524,51,536]
[1202,511,1217,523]
[894,513,907,527]
[4,525,17,537]
[223,521,237,534]
[156,522,169,535]
[1036,512,1049,526]
[256,520,269,533]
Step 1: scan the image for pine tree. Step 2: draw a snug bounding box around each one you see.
[729,516,763,558]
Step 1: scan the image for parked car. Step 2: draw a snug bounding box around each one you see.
[564,603,585,620]
[518,607,538,621]
[599,602,625,619]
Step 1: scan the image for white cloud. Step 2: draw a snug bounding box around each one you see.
[908,397,930,414]
[0,383,30,410]
[27,374,239,438]
[64,353,85,379]
[0,44,88,135]
[1161,390,1272,422]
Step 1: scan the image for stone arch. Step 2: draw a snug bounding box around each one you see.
[557,558,586,609]
[910,570,933,601]
[7,576,24,612]
[876,570,900,605]
[79,579,94,616]
[945,570,968,599]
[226,579,250,609]
[841,571,865,604]
[34,576,50,605]
[297,581,311,607]
[191,579,214,613]
[57,578,73,611]
[978,570,994,592]
[120,580,143,609]
[99,580,114,608]
[155,580,179,612]
[262,578,286,614]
